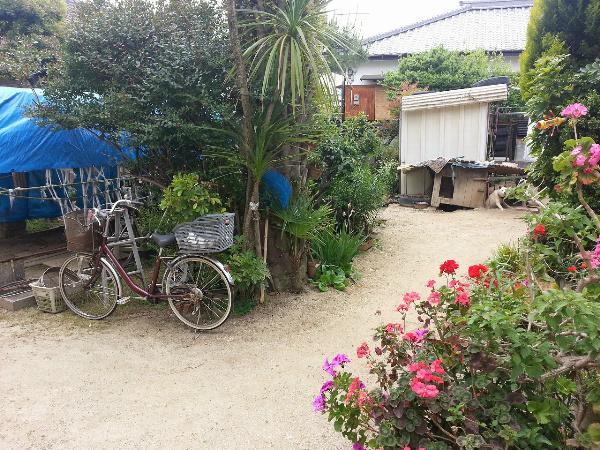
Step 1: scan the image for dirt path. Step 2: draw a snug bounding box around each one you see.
[0,206,527,450]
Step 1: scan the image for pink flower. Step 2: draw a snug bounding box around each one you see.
[427,291,441,306]
[408,361,428,372]
[571,146,582,156]
[397,291,420,312]
[575,154,587,167]
[426,279,436,288]
[561,103,588,119]
[356,342,370,358]
[386,323,403,333]
[455,291,471,306]
[410,377,440,398]
[404,291,420,303]
[590,144,600,165]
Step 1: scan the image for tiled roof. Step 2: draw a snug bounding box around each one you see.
[365,0,533,57]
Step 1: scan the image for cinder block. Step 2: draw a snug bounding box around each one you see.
[0,290,36,311]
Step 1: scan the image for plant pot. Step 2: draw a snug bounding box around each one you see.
[359,238,374,252]
[307,260,317,279]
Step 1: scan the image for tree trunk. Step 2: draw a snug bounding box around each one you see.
[225,0,258,253]
[267,230,308,292]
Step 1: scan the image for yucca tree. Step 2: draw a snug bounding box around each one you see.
[242,0,350,113]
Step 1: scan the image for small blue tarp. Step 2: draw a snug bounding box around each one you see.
[262,169,292,209]
[0,87,131,222]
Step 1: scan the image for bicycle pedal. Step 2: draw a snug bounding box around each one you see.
[117,296,131,305]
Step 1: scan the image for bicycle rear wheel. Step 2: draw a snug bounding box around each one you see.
[59,254,121,320]
[163,256,232,330]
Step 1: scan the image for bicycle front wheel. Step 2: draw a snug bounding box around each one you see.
[59,254,121,320]
[163,256,232,331]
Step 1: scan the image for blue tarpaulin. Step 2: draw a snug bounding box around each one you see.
[0,87,128,172]
[0,87,130,222]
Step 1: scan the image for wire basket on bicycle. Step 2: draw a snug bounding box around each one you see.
[174,213,234,254]
[63,210,103,253]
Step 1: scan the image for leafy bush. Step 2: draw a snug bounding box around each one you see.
[224,238,270,302]
[524,42,600,211]
[159,173,224,224]
[32,0,232,184]
[327,165,387,236]
[383,47,522,109]
[137,173,224,238]
[316,259,600,449]
[272,193,332,248]
[520,0,600,95]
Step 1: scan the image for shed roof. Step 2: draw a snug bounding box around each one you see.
[365,0,533,57]
[401,84,508,111]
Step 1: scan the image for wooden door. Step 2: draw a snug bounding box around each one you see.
[345,85,375,120]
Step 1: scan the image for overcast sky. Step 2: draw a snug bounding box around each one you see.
[329,0,462,39]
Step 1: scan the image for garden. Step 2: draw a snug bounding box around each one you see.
[314,1,600,447]
[1,0,600,449]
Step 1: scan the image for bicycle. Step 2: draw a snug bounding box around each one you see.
[58,200,234,331]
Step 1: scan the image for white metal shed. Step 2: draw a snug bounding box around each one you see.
[399,84,508,195]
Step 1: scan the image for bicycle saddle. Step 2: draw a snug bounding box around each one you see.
[150,233,176,248]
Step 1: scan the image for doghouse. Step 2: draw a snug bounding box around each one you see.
[401,158,525,209]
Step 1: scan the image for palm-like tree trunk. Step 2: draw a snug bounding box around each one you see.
[225,0,261,255]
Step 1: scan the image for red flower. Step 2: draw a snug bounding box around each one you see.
[468,264,488,279]
[567,265,577,273]
[581,262,588,270]
[533,224,546,237]
[440,259,459,275]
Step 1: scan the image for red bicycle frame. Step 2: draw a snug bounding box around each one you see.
[99,240,171,300]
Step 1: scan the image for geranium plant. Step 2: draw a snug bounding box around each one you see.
[316,259,600,449]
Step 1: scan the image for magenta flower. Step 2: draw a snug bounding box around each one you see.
[561,103,588,119]
[415,328,429,339]
[320,380,334,394]
[322,354,350,376]
[312,395,326,412]
[592,237,600,269]
[332,354,350,366]
[352,443,366,450]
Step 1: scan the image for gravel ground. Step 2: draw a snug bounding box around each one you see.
[0,206,527,450]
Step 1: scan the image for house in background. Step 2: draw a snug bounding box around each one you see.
[344,0,533,121]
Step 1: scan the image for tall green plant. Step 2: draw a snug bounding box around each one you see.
[243,0,353,111]
[311,229,363,273]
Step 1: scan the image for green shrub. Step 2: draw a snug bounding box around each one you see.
[311,230,363,273]
[520,0,600,97]
[327,165,387,236]
[221,237,269,308]
[226,250,269,298]
[157,173,224,228]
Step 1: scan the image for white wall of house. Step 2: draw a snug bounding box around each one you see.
[351,59,398,86]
